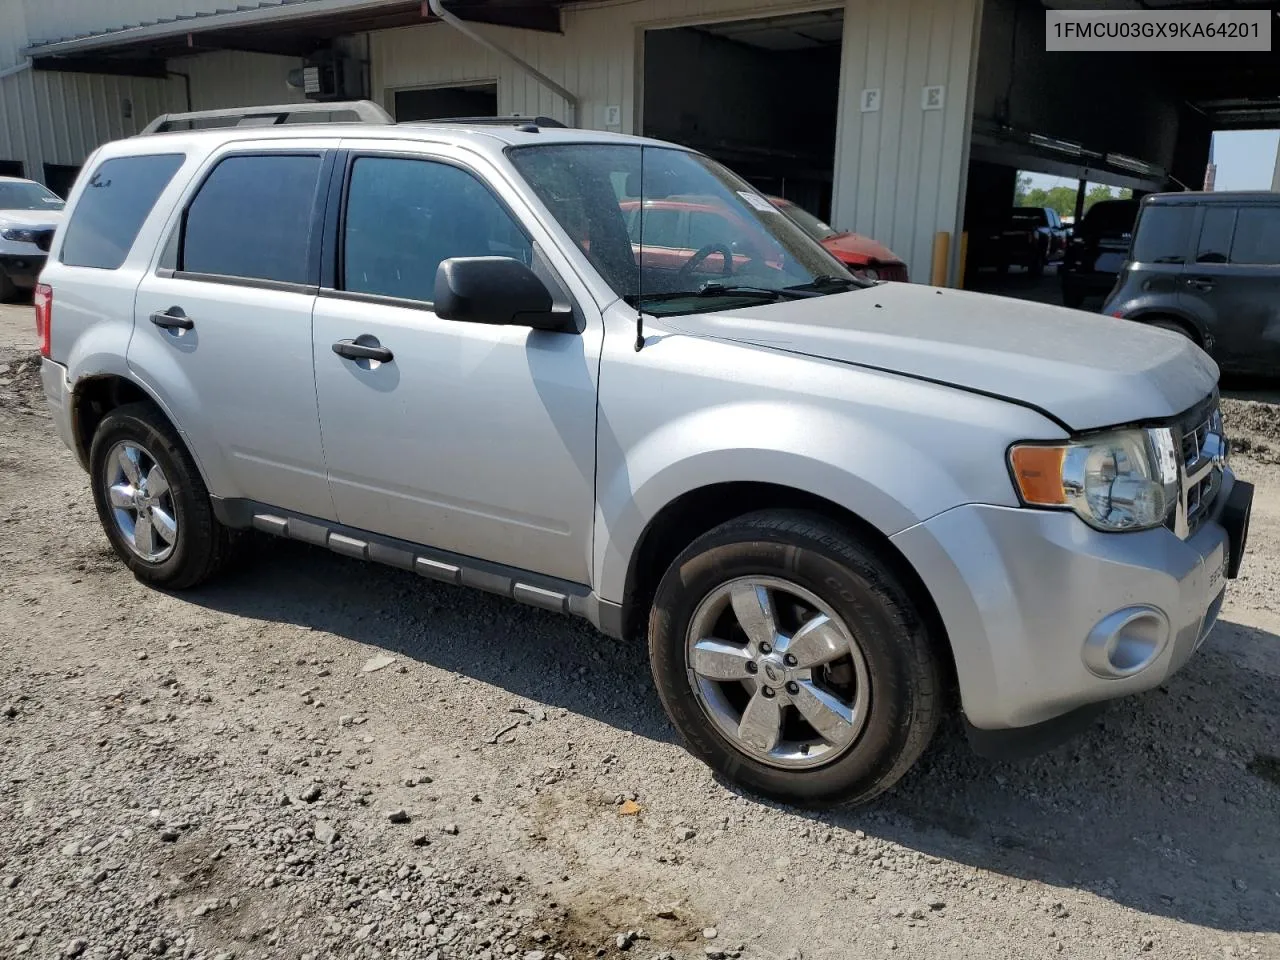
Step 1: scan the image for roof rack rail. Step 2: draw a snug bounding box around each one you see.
[138,100,394,135]
[416,115,570,130]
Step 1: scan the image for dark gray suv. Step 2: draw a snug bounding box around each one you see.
[1104,191,1280,376]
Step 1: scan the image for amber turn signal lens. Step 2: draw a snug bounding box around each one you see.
[1009,445,1067,506]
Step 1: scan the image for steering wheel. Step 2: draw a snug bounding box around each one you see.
[676,243,734,283]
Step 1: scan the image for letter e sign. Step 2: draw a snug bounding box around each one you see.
[922,85,945,111]
[860,89,881,113]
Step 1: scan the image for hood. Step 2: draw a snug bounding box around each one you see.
[823,232,903,265]
[666,282,1218,432]
[0,208,63,229]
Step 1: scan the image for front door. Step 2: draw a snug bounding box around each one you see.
[311,148,600,583]
[130,148,336,520]
[1184,203,1280,372]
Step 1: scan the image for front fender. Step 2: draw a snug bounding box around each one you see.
[592,389,1060,604]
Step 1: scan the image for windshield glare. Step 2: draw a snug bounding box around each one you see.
[506,144,857,315]
[0,181,64,212]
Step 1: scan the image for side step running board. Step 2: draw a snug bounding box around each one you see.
[249,510,590,618]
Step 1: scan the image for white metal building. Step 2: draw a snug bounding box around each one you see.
[2,0,1275,285]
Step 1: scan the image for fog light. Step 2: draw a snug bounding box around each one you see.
[1083,606,1169,678]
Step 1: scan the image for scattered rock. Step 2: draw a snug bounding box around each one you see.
[412,833,431,847]
[386,808,411,824]
[314,821,338,844]
[361,654,396,673]
[158,828,180,842]
[441,823,459,835]
[618,800,642,816]
[62,939,88,957]
[299,784,322,803]
[702,928,718,940]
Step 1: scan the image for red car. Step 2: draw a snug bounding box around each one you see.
[619,196,908,283]
[767,196,909,282]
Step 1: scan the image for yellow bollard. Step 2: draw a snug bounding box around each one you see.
[931,231,951,287]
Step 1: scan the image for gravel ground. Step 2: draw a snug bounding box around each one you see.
[1,302,1278,960]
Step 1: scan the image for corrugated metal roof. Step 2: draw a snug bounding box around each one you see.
[23,0,402,57]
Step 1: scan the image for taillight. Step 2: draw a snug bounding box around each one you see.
[34,283,52,358]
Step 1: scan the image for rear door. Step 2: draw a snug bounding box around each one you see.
[129,143,336,519]
[1185,202,1280,371]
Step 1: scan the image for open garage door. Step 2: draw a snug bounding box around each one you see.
[964,0,1280,308]
[642,9,843,222]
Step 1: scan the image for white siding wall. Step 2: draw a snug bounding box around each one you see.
[372,0,981,282]
[171,50,307,111]
[0,0,181,187]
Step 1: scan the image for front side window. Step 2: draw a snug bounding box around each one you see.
[61,154,184,270]
[181,154,322,284]
[1131,205,1193,264]
[1230,207,1280,265]
[507,143,855,316]
[341,156,532,302]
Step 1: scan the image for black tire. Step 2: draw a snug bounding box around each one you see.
[0,270,17,303]
[89,402,238,589]
[1147,318,1196,342]
[1028,251,1046,278]
[648,510,942,808]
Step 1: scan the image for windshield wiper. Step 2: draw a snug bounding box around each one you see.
[629,283,814,307]
[785,274,864,292]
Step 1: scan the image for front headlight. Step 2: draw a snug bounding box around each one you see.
[1009,428,1180,531]
[1,227,39,243]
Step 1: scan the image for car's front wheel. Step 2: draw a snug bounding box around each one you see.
[89,402,238,589]
[648,511,942,808]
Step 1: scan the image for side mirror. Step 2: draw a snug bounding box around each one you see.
[32,228,55,253]
[434,257,573,332]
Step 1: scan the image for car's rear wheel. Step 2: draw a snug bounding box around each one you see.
[647,510,942,808]
[0,270,17,303]
[89,402,238,589]
[1147,318,1197,343]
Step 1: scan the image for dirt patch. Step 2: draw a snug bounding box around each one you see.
[1223,397,1280,465]
[0,350,43,413]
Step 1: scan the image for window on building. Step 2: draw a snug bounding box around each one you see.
[60,154,184,270]
[341,156,531,302]
[181,154,322,284]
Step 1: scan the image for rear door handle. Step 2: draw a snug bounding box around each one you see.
[150,307,194,330]
[332,339,393,363]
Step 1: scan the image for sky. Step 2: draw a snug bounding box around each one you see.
[1022,128,1279,194]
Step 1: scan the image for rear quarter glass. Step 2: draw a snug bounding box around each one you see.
[1132,204,1194,263]
[60,154,185,270]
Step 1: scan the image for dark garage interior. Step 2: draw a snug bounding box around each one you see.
[642,9,843,221]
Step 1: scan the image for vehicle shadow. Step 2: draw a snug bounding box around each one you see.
[187,538,1280,935]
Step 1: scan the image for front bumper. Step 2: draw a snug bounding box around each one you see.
[40,357,77,456]
[0,251,47,289]
[891,469,1251,734]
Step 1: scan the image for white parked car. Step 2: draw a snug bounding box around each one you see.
[0,176,64,300]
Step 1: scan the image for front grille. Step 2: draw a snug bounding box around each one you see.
[1174,396,1225,538]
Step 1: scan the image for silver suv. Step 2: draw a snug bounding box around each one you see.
[37,103,1253,806]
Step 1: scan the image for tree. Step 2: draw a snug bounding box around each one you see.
[1013,174,1033,206]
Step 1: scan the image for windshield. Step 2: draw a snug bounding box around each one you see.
[506,143,858,315]
[775,199,838,241]
[1080,200,1137,238]
[0,181,64,212]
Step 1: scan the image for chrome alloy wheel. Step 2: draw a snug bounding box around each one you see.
[685,576,871,769]
[103,441,178,563]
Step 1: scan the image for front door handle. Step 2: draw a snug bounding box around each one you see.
[1184,278,1215,292]
[150,307,194,330]
[332,339,393,363]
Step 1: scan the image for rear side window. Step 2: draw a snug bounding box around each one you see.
[1230,207,1280,265]
[60,154,184,269]
[1131,205,1193,264]
[181,154,322,284]
[1196,208,1236,264]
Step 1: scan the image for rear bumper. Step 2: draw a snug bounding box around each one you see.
[0,252,47,289]
[891,471,1250,736]
[40,357,77,457]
